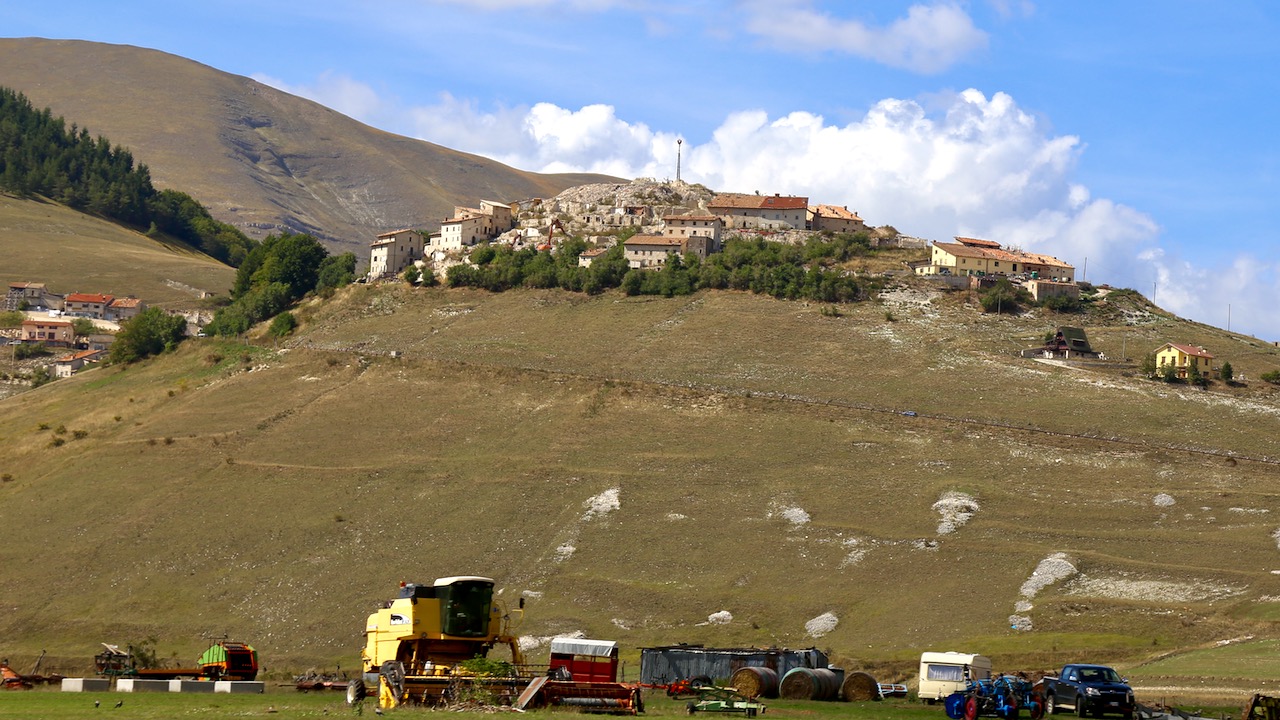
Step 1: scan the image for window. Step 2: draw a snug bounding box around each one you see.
[926,665,966,682]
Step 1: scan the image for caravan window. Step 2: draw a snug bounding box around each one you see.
[926,664,966,682]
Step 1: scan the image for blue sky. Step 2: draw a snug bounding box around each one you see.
[6,1,1280,339]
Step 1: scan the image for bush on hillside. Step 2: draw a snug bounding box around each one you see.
[207,232,339,337]
[268,312,297,338]
[979,279,1029,314]
[71,317,96,336]
[1261,369,1280,385]
[1041,294,1083,313]
[109,307,187,364]
[1220,361,1234,383]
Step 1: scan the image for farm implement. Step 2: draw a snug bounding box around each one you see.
[945,675,1044,720]
[684,685,766,716]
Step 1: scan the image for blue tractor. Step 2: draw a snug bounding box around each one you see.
[945,675,1044,720]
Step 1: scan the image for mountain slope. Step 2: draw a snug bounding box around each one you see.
[0,38,614,254]
[0,193,235,305]
[2,283,1279,679]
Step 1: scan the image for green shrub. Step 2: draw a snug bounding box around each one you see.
[269,312,298,338]
[1260,369,1280,385]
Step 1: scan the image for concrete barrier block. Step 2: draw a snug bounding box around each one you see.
[61,677,112,692]
[170,680,217,693]
[214,681,264,694]
[116,679,171,692]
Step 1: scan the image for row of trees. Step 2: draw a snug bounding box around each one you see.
[0,86,257,266]
[445,233,875,303]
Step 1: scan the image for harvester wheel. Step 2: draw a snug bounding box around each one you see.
[965,696,981,720]
[691,676,713,689]
[687,701,698,715]
[346,679,366,706]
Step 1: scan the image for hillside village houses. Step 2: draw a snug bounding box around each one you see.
[438,200,514,251]
[6,281,62,311]
[53,349,105,378]
[708,192,809,230]
[368,229,425,280]
[363,183,1072,289]
[20,318,74,346]
[807,204,867,234]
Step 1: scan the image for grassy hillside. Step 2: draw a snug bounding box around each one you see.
[0,38,615,255]
[1,281,1279,696]
[0,193,234,305]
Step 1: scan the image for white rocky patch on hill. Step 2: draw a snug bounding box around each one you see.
[1010,552,1078,630]
[933,491,979,534]
[583,487,621,521]
[805,612,838,638]
[1064,575,1245,603]
[706,611,733,625]
[766,501,811,527]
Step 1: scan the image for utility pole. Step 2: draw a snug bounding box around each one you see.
[676,138,683,183]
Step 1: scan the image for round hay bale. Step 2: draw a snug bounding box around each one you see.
[780,667,841,701]
[730,667,778,699]
[841,671,879,701]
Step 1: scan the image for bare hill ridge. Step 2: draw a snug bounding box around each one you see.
[2,282,1280,677]
[0,38,615,254]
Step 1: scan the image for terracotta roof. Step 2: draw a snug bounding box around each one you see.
[624,235,683,247]
[108,297,143,308]
[708,193,808,210]
[66,293,113,304]
[1164,343,1214,359]
[580,247,609,258]
[56,349,103,363]
[662,214,720,222]
[22,319,72,327]
[9,282,44,289]
[810,204,864,222]
[933,242,1074,270]
[376,228,418,239]
[955,236,1002,248]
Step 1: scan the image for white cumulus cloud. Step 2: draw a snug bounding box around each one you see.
[740,1,988,73]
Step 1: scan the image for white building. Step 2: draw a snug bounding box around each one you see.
[369,229,425,279]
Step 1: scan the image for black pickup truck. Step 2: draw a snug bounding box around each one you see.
[1041,664,1135,719]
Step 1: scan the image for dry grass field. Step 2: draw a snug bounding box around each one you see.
[0,193,235,307]
[1,279,1279,705]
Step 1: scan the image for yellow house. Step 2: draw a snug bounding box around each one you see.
[1154,343,1214,378]
[919,237,1075,281]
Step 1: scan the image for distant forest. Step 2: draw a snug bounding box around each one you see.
[0,86,256,266]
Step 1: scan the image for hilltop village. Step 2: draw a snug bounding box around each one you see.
[1,179,1226,387]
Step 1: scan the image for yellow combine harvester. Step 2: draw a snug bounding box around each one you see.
[348,575,526,709]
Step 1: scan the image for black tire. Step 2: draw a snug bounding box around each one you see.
[1075,697,1087,718]
[346,678,366,706]
[1045,695,1058,715]
[691,676,713,689]
[687,701,698,715]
